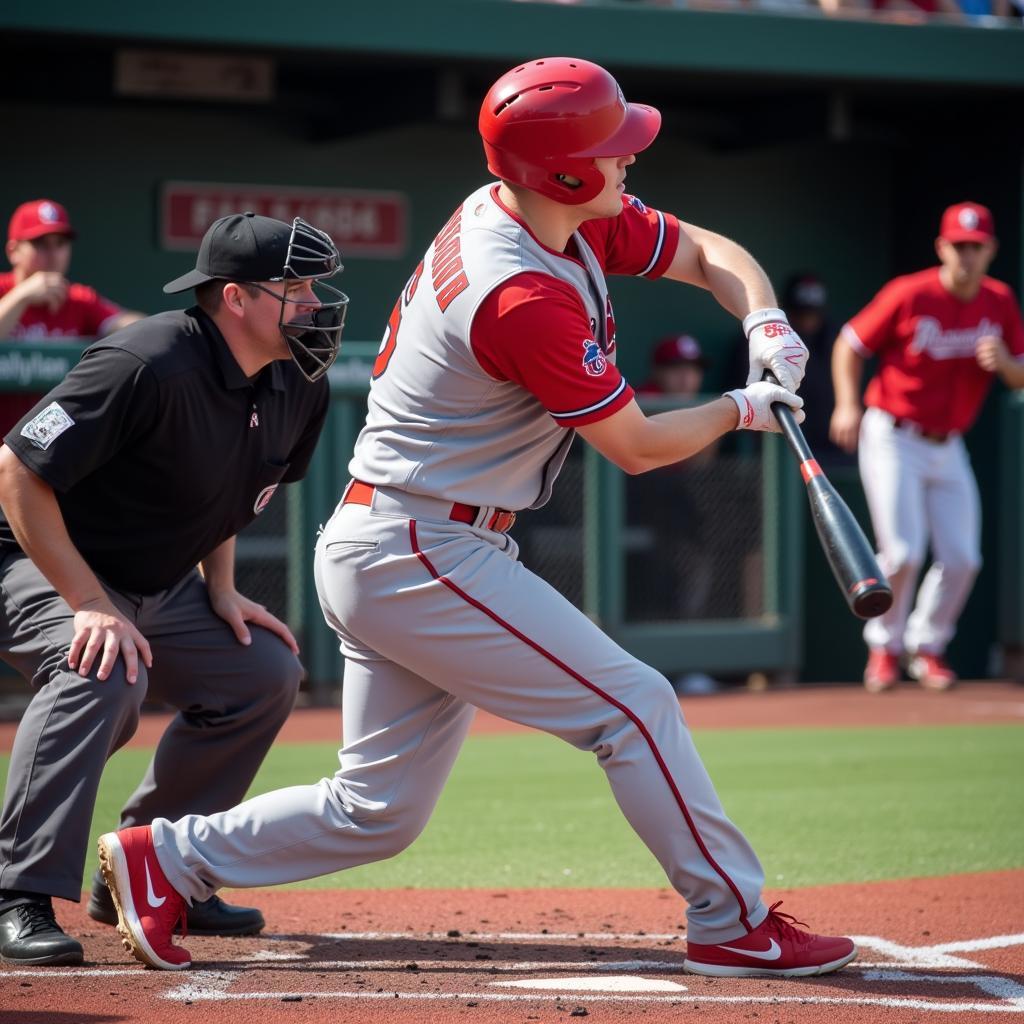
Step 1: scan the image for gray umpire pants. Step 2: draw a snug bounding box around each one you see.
[0,553,302,902]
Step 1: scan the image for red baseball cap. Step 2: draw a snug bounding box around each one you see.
[7,199,76,243]
[652,334,710,368]
[939,202,995,244]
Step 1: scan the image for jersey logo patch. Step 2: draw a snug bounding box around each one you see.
[627,194,647,214]
[253,484,278,515]
[582,339,607,377]
[20,402,74,450]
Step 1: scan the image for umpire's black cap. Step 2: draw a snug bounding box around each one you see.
[163,212,293,294]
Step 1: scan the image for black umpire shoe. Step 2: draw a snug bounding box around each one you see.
[87,868,265,936]
[0,894,84,965]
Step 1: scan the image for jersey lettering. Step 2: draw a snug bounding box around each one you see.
[910,316,1001,359]
[372,260,423,380]
[432,206,470,311]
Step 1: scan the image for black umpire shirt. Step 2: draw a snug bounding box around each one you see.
[0,307,329,595]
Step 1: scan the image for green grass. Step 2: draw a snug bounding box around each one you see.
[2,724,1021,891]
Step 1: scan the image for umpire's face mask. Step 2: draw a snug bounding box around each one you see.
[253,218,349,382]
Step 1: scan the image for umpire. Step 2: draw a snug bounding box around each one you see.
[0,212,348,965]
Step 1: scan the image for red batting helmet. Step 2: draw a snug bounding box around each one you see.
[479,57,661,206]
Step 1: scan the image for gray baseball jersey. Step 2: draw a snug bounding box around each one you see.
[349,184,670,510]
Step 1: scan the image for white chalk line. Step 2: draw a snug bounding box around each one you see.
[232,958,682,973]
[318,930,683,941]
[0,958,1014,979]
[852,934,1024,970]
[6,930,1021,1014]
[863,970,1024,1005]
[158,988,1024,1012]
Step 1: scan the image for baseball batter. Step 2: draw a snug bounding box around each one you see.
[830,202,1024,692]
[98,57,856,978]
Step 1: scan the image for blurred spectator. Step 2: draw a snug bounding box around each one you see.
[963,0,1018,17]
[638,332,711,399]
[0,199,144,434]
[825,0,963,15]
[779,273,852,467]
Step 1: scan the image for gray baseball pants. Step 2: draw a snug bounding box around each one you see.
[0,553,302,902]
[153,487,768,944]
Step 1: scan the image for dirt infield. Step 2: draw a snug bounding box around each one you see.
[2,683,1021,1021]
[2,679,1021,753]
[1,870,1021,1023]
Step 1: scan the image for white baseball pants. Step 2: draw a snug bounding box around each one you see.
[859,407,982,655]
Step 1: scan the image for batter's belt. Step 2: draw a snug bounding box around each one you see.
[342,480,517,533]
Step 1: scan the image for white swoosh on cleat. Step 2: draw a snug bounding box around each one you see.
[718,938,782,961]
[145,859,166,908]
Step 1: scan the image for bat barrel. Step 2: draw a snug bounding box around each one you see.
[806,475,893,619]
[759,368,892,619]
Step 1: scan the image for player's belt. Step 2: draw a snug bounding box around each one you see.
[343,480,517,533]
[891,418,952,444]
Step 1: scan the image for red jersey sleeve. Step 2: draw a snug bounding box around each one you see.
[471,273,634,428]
[578,195,680,279]
[842,277,907,357]
[68,284,122,337]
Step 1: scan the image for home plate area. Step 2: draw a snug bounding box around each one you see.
[2,874,1021,1023]
[157,925,1023,1019]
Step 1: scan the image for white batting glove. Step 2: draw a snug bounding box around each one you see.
[744,308,809,394]
[724,382,805,433]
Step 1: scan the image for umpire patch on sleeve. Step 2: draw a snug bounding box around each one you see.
[20,402,75,450]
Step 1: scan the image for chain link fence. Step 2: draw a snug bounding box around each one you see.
[510,446,586,608]
[623,452,764,622]
[508,441,764,623]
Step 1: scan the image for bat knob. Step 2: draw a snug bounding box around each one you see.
[851,582,894,619]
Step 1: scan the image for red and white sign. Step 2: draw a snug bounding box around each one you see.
[161,181,407,258]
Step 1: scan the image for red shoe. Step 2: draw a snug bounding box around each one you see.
[97,826,191,970]
[907,653,956,691]
[864,648,900,693]
[683,902,857,977]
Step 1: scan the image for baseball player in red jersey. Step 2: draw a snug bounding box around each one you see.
[830,202,1024,692]
[97,58,856,978]
[0,200,141,342]
[0,199,145,434]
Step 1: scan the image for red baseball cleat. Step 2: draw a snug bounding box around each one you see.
[864,648,900,693]
[97,826,191,970]
[907,653,957,691]
[683,902,857,977]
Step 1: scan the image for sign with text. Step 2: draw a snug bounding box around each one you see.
[160,182,408,259]
[117,50,274,103]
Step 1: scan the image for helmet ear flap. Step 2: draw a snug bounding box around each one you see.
[545,162,606,205]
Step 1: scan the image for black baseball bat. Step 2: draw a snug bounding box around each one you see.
[762,370,893,619]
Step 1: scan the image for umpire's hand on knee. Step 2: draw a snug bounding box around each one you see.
[70,602,153,684]
[208,587,300,654]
